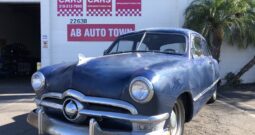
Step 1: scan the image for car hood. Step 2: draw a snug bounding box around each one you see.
[70,52,185,99]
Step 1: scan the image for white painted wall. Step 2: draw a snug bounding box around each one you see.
[42,0,255,83]
[220,43,255,83]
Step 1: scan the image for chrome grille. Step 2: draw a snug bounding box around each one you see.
[36,89,138,131]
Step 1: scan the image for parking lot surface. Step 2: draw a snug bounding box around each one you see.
[0,79,255,135]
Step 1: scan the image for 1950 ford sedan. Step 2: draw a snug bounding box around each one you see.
[27,28,220,135]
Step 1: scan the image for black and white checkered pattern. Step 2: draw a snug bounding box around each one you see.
[86,9,112,16]
[116,9,141,17]
[58,9,83,17]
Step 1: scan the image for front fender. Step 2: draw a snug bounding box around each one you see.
[37,62,77,97]
[124,60,194,116]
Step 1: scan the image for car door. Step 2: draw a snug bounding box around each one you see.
[191,35,212,101]
[200,38,216,84]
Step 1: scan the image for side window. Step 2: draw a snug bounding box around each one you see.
[201,39,211,56]
[192,36,203,58]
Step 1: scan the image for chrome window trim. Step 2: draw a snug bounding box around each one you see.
[193,78,220,101]
[40,89,138,115]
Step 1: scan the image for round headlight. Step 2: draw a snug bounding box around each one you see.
[129,77,154,103]
[31,72,45,91]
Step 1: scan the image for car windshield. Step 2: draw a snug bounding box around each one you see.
[107,32,187,55]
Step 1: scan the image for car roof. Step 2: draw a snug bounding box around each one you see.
[120,28,201,38]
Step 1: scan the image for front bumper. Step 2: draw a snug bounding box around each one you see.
[27,90,170,135]
[27,109,170,135]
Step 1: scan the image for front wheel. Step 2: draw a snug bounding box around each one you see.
[169,98,185,135]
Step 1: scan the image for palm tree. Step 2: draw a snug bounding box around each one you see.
[184,0,255,62]
[184,0,255,84]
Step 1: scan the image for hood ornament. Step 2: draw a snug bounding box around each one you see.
[77,53,94,66]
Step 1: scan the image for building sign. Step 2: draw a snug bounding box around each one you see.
[56,0,142,42]
[68,24,135,41]
[57,0,83,16]
[86,0,112,16]
[116,0,142,16]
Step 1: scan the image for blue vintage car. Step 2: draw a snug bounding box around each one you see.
[27,28,220,135]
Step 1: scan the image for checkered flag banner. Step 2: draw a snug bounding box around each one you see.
[58,9,83,17]
[116,0,142,17]
[57,0,83,17]
[86,0,113,17]
[116,9,141,16]
[87,9,112,16]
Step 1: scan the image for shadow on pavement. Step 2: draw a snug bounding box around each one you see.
[219,84,255,113]
[0,113,37,135]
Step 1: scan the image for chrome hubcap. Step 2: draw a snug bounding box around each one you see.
[170,110,178,134]
[213,91,217,99]
[170,111,177,128]
[169,102,182,135]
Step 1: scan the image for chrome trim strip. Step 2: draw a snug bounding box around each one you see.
[63,90,138,114]
[40,89,138,115]
[193,78,220,101]
[79,110,169,124]
[35,99,63,110]
[41,93,62,100]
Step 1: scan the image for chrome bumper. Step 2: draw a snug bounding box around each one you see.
[27,90,170,135]
[27,108,170,135]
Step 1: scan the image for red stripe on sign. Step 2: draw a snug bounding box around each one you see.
[67,24,135,41]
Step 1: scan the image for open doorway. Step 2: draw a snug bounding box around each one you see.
[0,3,40,80]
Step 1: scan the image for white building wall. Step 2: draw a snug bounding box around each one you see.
[220,43,255,83]
[42,0,255,83]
